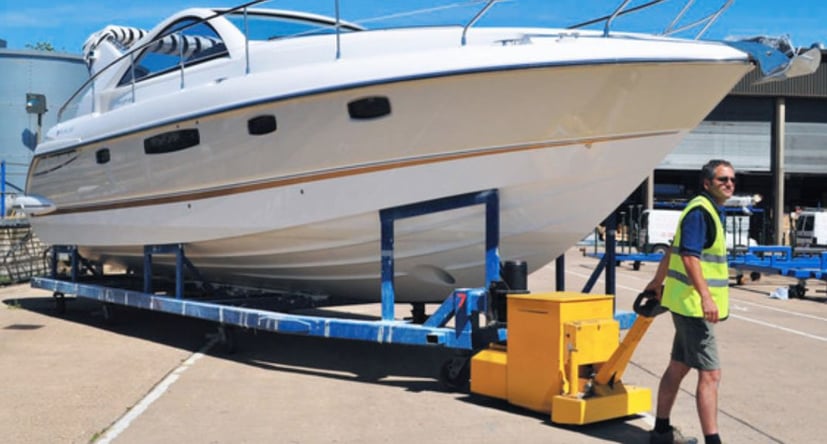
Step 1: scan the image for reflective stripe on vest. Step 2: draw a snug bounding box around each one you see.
[662,195,730,319]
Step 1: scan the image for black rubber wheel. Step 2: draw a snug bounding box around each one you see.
[54,292,66,314]
[218,325,237,354]
[439,356,470,392]
[410,303,427,324]
[633,261,641,271]
[789,284,807,299]
[101,303,115,323]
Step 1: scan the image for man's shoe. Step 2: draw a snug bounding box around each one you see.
[649,426,698,444]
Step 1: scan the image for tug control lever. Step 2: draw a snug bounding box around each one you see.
[592,290,668,390]
[633,289,668,318]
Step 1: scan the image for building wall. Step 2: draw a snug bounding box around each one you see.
[659,96,827,175]
[0,49,87,191]
[644,51,827,242]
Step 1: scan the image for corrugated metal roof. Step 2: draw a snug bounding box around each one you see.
[732,50,827,98]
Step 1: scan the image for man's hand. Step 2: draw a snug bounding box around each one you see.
[644,280,664,301]
[701,294,719,323]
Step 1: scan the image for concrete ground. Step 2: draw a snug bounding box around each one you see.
[2,248,825,443]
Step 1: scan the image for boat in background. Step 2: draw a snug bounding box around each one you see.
[17,0,820,302]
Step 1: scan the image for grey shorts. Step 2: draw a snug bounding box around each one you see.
[670,312,720,371]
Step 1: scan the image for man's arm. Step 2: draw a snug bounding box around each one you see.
[644,247,671,300]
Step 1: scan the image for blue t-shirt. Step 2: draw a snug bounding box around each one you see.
[678,194,726,257]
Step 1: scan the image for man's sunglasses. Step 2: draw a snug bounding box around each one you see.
[715,176,736,184]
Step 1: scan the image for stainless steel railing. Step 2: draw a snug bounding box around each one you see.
[58,0,268,122]
[570,0,733,39]
[663,0,734,39]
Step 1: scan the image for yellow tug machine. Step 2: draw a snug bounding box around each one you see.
[470,290,665,425]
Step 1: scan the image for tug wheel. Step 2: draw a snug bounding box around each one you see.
[439,356,470,392]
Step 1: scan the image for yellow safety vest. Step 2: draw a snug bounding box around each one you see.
[662,195,729,319]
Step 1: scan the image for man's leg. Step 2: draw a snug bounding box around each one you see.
[656,359,691,418]
[696,368,721,435]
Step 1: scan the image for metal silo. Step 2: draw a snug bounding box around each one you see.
[0,46,88,193]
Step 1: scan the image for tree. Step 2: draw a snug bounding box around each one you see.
[25,42,55,52]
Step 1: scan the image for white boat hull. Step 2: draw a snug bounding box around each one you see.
[38,130,688,301]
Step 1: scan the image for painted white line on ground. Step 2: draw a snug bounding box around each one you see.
[97,337,218,444]
[564,269,645,293]
[729,314,827,342]
[729,297,827,322]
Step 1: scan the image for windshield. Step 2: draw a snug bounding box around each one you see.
[223,10,363,41]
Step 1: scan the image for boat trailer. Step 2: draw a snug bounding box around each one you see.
[587,244,827,298]
[32,189,655,425]
[729,245,827,298]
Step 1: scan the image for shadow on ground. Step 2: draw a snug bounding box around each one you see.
[3,294,650,442]
[2,294,458,389]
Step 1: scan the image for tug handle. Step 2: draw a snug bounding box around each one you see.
[633,289,668,318]
[594,291,667,387]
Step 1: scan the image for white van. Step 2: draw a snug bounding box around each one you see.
[640,208,757,253]
[794,210,827,247]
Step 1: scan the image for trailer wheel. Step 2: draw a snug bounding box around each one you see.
[53,292,66,314]
[789,282,807,299]
[750,271,762,282]
[101,303,115,323]
[633,261,642,271]
[735,274,745,286]
[439,356,470,392]
[218,325,237,354]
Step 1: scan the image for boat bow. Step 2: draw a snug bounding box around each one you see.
[725,37,822,84]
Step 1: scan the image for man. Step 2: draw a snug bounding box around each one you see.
[645,159,734,444]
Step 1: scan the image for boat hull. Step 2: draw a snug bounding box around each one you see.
[28,59,752,302]
[38,130,681,302]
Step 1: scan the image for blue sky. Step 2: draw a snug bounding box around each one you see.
[1,0,824,54]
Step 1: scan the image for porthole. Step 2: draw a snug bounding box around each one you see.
[248,115,277,135]
[347,96,391,120]
[95,148,111,164]
[144,129,200,155]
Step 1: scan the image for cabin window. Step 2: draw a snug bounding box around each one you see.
[96,148,111,164]
[348,96,391,120]
[248,115,277,135]
[144,129,200,154]
[119,18,228,85]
